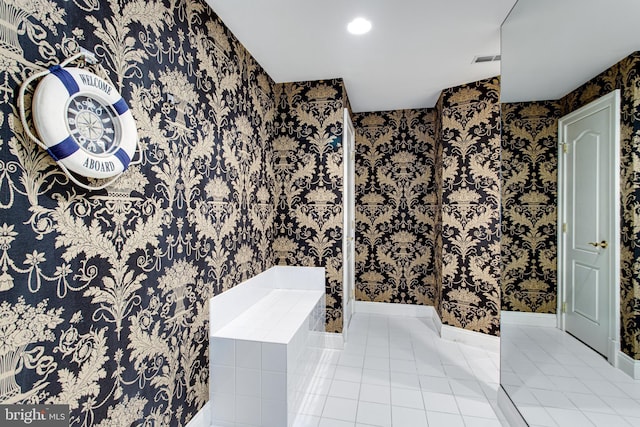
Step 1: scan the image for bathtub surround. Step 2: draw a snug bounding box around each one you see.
[209,266,326,427]
[501,52,640,360]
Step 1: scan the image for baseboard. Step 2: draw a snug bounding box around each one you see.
[440,324,500,353]
[431,307,443,336]
[498,386,528,427]
[324,332,344,349]
[617,350,640,379]
[500,310,557,327]
[186,401,210,427]
[354,301,432,317]
[354,302,498,352]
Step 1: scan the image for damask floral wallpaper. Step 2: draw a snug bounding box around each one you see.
[501,52,640,359]
[0,0,277,425]
[436,77,502,336]
[501,101,561,313]
[353,109,437,307]
[352,79,502,337]
[272,79,346,333]
[562,52,640,359]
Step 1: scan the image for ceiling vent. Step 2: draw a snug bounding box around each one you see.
[473,54,501,64]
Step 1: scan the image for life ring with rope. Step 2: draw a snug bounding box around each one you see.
[18,52,140,190]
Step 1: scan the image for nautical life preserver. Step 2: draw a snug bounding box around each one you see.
[31,66,137,179]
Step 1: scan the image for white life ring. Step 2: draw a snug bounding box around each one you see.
[31,66,137,179]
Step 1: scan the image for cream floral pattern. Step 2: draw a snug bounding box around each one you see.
[501,101,560,314]
[436,77,502,336]
[354,109,437,306]
[273,80,346,333]
[0,0,275,425]
[502,52,640,359]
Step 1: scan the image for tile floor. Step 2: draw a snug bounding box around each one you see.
[501,323,640,427]
[291,312,503,427]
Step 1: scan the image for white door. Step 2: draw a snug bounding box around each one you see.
[343,108,356,336]
[559,90,619,358]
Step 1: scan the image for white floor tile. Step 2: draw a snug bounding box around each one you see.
[516,405,557,427]
[389,358,417,374]
[363,356,389,371]
[418,375,452,394]
[389,371,420,390]
[582,379,629,398]
[390,406,428,427]
[530,388,576,409]
[307,376,333,396]
[565,391,615,414]
[426,410,465,427]
[583,411,633,427]
[322,397,357,422]
[292,414,321,427]
[390,387,423,409]
[549,376,590,393]
[416,362,446,377]
[339,354,365,368]
[361,369,390,387]
[455,395,496,418]
[462,415,503,427]
[365,345,389,359]
[601,396,640,418]
[545,407,595,427]
[329,380,361,400]
[623,415,640,426]
[443,364,474,380]
[504,385,539,406]
[334,366,363,384]
[502,324,640,427]
[615,381,640,399]
[422,391,459,414]
[359,383,390,405]
[356,401,391,427]
[389,346,414,361]
[449,379,485,398]
[294,312,504,427]
[299,393,328,417]
[318,418,354,427]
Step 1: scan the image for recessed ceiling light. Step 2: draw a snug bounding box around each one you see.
[347,17,372,35]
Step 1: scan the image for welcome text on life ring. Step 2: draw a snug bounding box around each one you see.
[31,66,138,180]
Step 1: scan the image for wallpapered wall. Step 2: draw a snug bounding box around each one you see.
[561,52,640,359]
[437,77,502,336]
[0,0,278,425]
[352,79,502,337]
[273,79,346,333]
[501,52,640,359]
[501,101,561,313]
[353,109,437,306]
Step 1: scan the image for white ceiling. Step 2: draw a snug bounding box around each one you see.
[206,0,516,113]
[501,0,640,103]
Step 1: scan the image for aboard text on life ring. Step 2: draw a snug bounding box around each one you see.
[31,66,137,179]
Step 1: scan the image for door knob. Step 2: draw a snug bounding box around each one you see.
[588,240,608,249]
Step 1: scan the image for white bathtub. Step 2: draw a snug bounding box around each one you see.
[209,266,326,427]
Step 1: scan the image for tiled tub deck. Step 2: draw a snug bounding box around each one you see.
[210,267,326,427]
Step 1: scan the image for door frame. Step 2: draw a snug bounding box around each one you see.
[342,108,356,341]
[557,89,621,364]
